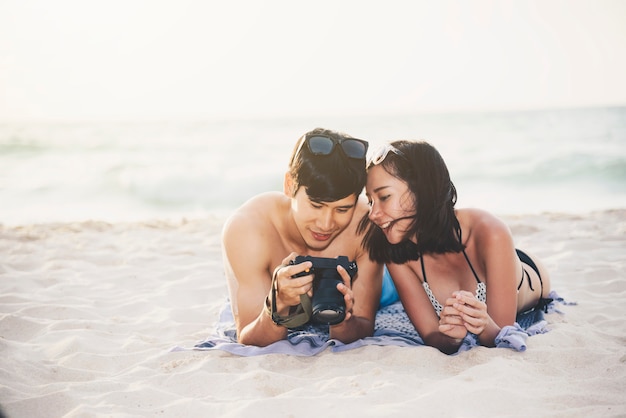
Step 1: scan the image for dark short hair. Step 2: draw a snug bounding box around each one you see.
[359,140,463,263]
[289,128,367,202]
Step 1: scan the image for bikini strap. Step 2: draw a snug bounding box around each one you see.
[457,227,482,284]
[420,255,428,284]
[516,249,543,295]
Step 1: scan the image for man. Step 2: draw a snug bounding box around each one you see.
[222,127,383,346]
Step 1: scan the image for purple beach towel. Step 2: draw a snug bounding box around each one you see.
[171,291,573,356]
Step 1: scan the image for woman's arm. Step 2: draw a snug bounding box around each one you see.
[467,211,521,345]
[389,263,465,354]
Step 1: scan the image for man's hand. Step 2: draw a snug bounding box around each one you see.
[335,264,355,322]
[272,253,314,314]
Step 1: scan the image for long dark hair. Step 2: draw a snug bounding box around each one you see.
[359,140,464,264]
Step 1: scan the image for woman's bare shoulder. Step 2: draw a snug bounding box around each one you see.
[458,207,507,227]
[457,208,511,241]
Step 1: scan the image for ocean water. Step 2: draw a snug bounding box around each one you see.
[1,106,625,226]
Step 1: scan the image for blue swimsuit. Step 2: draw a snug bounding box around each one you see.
[380,266,400,307]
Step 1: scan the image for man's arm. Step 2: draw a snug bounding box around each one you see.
[222,212,289,346]
[329,245,383,343]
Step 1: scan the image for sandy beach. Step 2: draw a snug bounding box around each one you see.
[1,209,625,417]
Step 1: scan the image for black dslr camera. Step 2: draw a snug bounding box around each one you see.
[290,255,358,325]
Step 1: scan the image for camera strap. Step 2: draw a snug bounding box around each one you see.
[266,266,312,328]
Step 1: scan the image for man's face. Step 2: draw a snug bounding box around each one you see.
[291,187,358,252]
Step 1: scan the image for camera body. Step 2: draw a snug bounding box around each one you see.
[290,255,358,325]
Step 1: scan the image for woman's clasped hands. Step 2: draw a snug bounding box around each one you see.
[438,290,490,340]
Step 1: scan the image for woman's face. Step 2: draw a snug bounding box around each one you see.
[366,164,416,244]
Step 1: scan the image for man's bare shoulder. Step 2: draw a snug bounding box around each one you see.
[222,191,293,284]
[222,191,287,241]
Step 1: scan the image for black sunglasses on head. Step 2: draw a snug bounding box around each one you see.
[295,134,369,161]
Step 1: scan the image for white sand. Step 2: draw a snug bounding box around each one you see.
[1,210,625,417]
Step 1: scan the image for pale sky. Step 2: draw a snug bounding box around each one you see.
[1,0,625,121]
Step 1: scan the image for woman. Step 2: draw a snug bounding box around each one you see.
[361,140,552,354]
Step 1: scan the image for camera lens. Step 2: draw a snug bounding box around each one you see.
[312,302,345,324]
[311,270,345,325]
